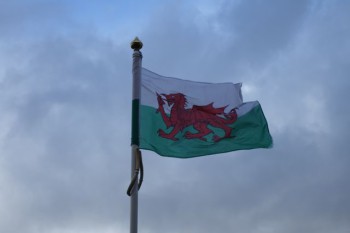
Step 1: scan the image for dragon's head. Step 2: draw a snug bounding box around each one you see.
[161,93,186,107]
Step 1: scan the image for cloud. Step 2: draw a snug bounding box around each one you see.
[0,0,349,233]
[0,1,72,41]
[137,1,350,232]
[0,31,133,232]
[219,0,311,63]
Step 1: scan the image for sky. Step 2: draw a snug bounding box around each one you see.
[0,0,349,232]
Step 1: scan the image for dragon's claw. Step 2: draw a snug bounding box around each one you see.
[213,135,221,142]
[158,129,179,141]
[157,93,165,105]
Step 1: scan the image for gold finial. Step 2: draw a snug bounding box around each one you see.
[131,37,143,51]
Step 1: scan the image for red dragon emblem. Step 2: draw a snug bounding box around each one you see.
[156,93,237,142]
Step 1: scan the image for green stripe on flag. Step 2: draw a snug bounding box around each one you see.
[139,104,272,158]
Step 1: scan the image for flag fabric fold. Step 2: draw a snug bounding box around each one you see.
[139,68,272,158]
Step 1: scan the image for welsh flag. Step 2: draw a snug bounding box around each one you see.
[139,68,272,158]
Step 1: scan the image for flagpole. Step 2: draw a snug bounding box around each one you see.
[130,37,143,233]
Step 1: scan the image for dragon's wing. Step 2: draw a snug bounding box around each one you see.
[192,103,227,115]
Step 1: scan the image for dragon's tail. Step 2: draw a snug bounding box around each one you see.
[223,108,238,124]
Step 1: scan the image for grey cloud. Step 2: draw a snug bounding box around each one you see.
[0,34,132,232]
[0,1,71,40]
[137,1,350,232]
[1,0,350,233]
[221,0,312,64]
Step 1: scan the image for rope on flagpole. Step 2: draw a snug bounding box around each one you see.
[127,149,143,196]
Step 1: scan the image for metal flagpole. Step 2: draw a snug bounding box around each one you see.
[129,37,143,233]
